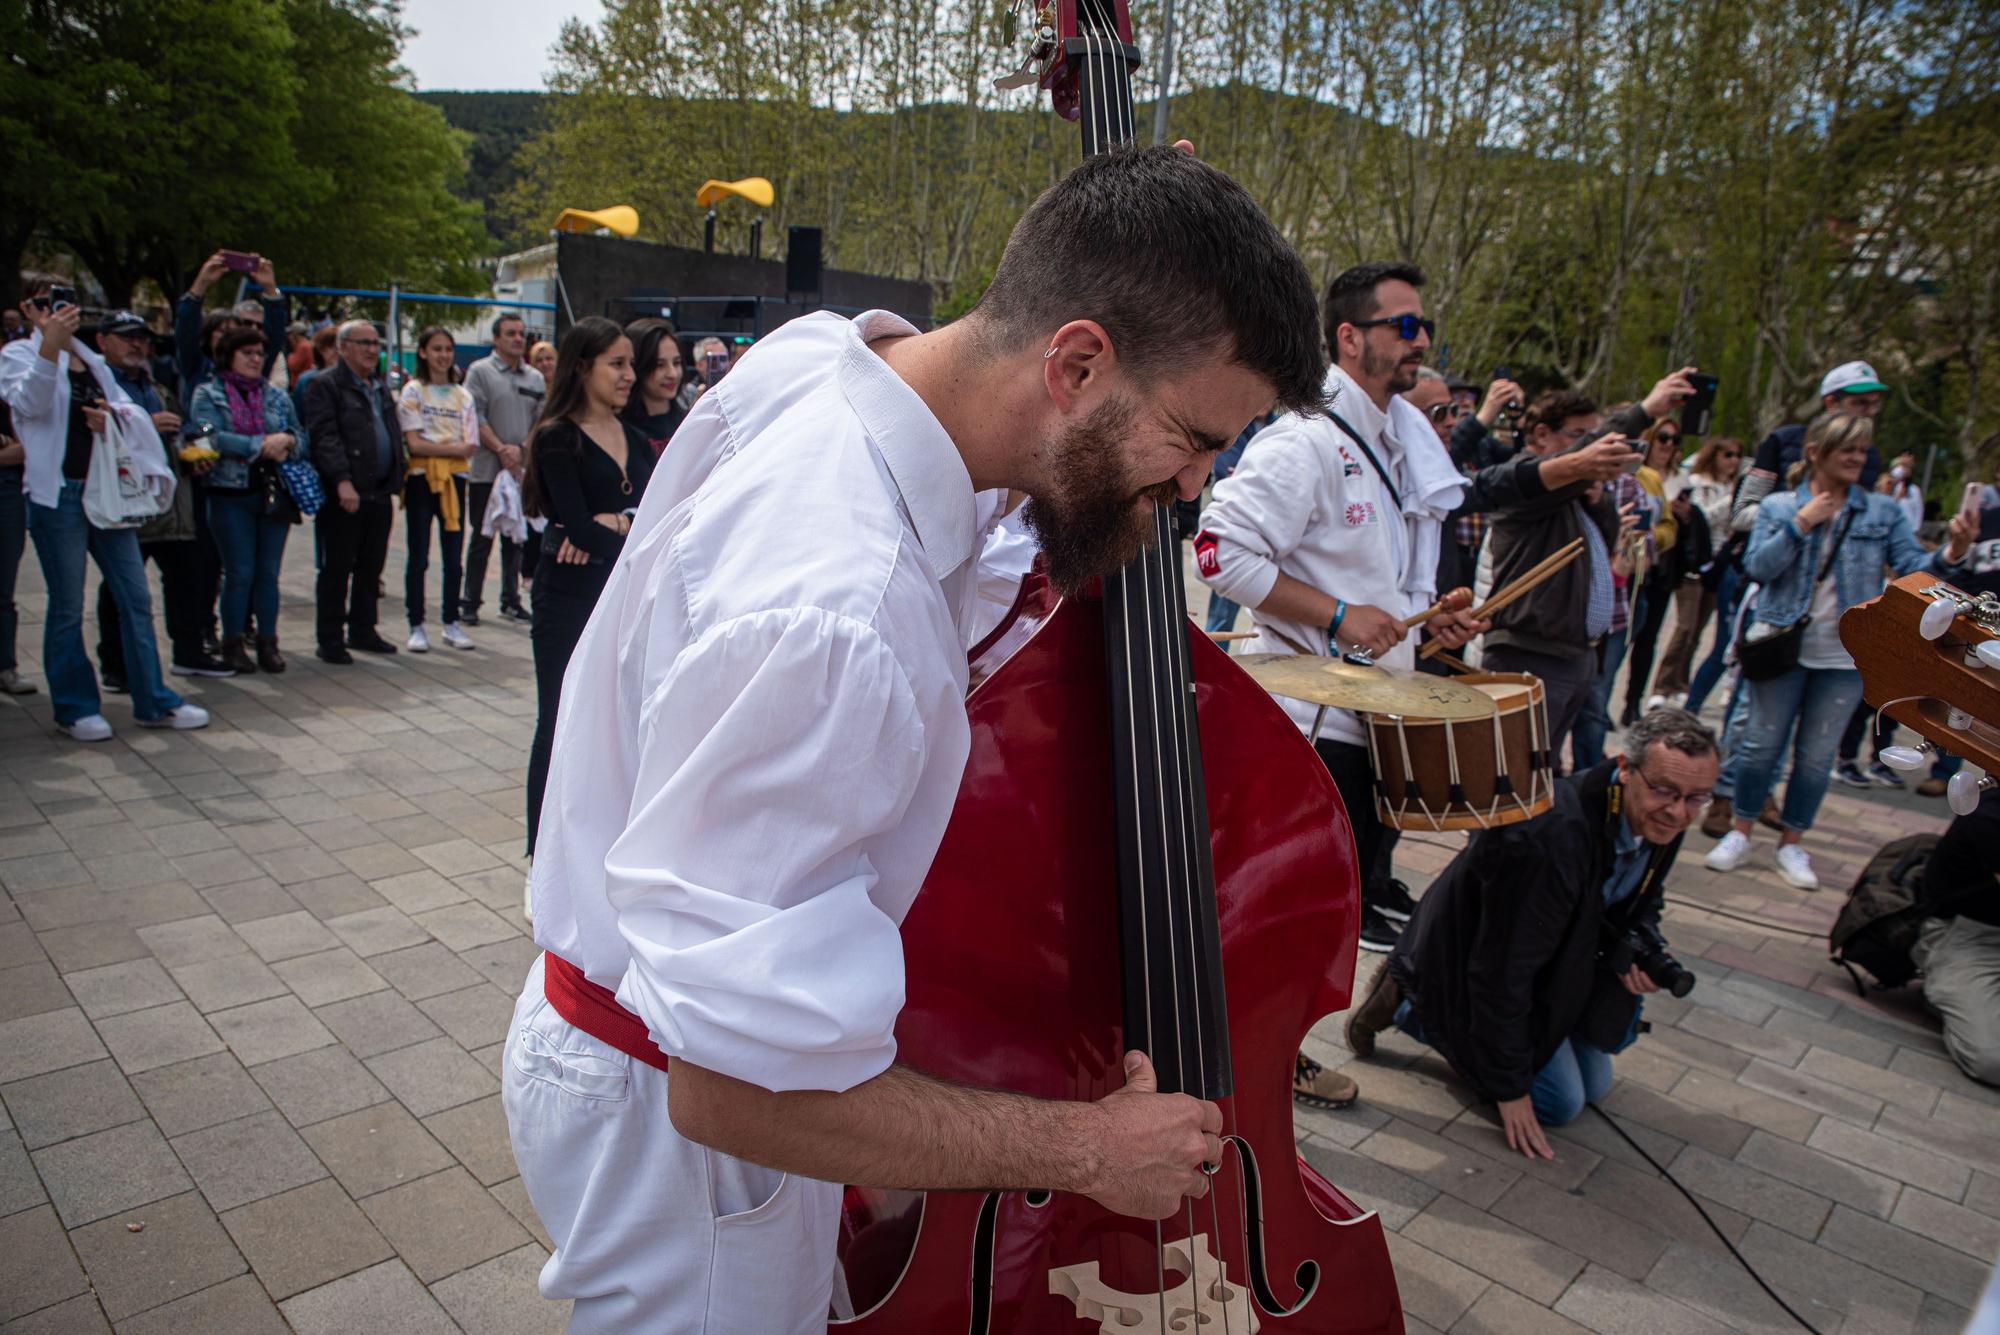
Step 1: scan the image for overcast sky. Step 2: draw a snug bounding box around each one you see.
[400,0,602,91]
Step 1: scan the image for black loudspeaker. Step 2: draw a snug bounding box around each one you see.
[786,226,823,298]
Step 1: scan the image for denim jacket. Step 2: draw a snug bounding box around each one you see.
[188,380,308,491]
[1743,482,1957,628]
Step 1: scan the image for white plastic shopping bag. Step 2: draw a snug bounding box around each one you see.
[83,407,173,529]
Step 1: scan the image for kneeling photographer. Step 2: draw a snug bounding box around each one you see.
[1347,709,1717,1160]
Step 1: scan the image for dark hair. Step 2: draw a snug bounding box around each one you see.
[213,325,267,371]
[1524,388,1598,433]
[200,309,235,361]
[411,326,460,385]
[965,145,1324,415]
[492,313,525,340]
[620,318,682,426]
[1624,707,1718,762]
[311,326,337,368]
[523,316,629,519]
[1690,435,1743,481]
[1322,261,1426,350]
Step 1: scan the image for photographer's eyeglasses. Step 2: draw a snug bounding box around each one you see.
[1634,765,1712,810]
[1352,314,1436,342]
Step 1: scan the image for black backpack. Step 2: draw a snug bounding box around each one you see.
[1829,834,1939,992]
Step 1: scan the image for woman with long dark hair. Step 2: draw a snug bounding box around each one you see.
[521,317,652,855]
[397,326,478,652]
[1658,435,1743,707]
[619,318,686,458]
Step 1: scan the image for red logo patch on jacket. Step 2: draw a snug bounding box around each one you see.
[1193,529,1221,577]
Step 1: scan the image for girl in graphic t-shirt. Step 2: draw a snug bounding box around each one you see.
[397,327,479,653]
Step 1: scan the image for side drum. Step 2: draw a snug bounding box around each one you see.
[1364,673,1555,832]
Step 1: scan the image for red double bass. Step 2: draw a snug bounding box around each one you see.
[833,3,1404,1329]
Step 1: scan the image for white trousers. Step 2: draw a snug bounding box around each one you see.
[503,954,844,1333]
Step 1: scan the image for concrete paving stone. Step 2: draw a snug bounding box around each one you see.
[1874,1102,2000,1178]
[1298,1136,1438,1231]
[1733,1128,1900,1219]
[136,914,247,968]
[69,822,163,857]
[1573,1158,1753,1258]
[1666,1069,1818,1144]
[1916,1294,1973,1333]
[1631,1027,1755,1086]
[411,837,504,879]
[488,1175,553,1251]
[270,946,388,1007]
[13,885,120,933]
[115,1273,289,1335]
[422,1093,516,1186]
[458,936,539,993]
[289,872,391,920]
[143,819,236,857]
[367,1035,499,1117]
[220,1177,395,1300]
[368,942,487,1003]
[2,1058,145,1149]
[0,1205,90,1320]
[37,921,151,973]
[1598,1082,1752,1160]
[1672,1008,1806,1069]
[1291,1087,1393,1148]
[96,1001,226,1076]
[1794,1044,1940,1115]
[252,844,348,886]
[417,983,515,1050]
[130,1051,274,1138]
[1336,1058,1478,1138]
[1967,1171,2000,1221]
[1449,1282,1589,1335]
[209,995,336,1066]
[170,771,250,801]
[199,878,303,926]
[249,1043,392,1128]
[234,910,340,964]
[10,1295,110,1333]
[168,953,290,1013]
[315,987,446,1059]
[103,880,211,928]
[1735,1219,1929,1331]
[454,865,532,914]
[1683,981,1778,1029]
[0,827,69,864]
[0,1125,45,1213]
[301,1099,457,1199]
[1401,1193,1583,1305]
[63,957,184,1019]
[173,1109,329,1212]
[1356,1118,1522,1210]
[1818,1203,1992,1308]
[369,867,469,916]
[1438,1112,1603,1193]
[33,1119,193,1227]
[0,918,44,967]
[360,1165,532,1283]
[0,849,89,893]
[69,1189,248,1321]
[169,847,267,889]
[303,819,388,854]
[280,1258,461,1335]
[336,843,428,883]
[0,1007,108,1086]
[0,959,73,1024]
[1712,970,1843,1021]
[430,1242,566,1335]
[1383,1229,1489,1330]
[1662,1146,1831,1240]
[324,904,431,957]
[411,901,520,952]
[1934,1089,2000,1135]
[1551,1263,1737,1335]
[376,815,461,851]
[1807,1116,1972,1199]
[223,820,307,855]
[84,851,188,892]
[1487,1177,1669,1281]
[1642,1240,1838,1335]
[1734,1056,1885,1129]
[1891,1187,2000,1262]
[1613,1042,1690,1094]
[196,797,283,828]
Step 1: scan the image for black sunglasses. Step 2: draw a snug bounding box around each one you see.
[1352,314,1436,342]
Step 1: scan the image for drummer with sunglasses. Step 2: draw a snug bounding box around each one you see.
[1194,261,1487,1112]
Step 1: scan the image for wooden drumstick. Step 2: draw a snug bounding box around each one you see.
[1419,540,1584,660]
[1429,649,1477,674]
[1404,587,1472,630]
[1205,630,1258,643]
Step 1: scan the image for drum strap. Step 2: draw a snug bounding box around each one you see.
[1327,412,1403,512]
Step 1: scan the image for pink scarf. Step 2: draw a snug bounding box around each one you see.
[221,370,265,436]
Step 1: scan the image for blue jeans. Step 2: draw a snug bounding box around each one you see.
[0,469,23,673]
[1732,665,1863,833]
[1203,593,1241,639]
[1683,566,1741,714]
[27,481,184,725]
[1393,1000,1616,1128]
[1571,626,1629,770]
[208,491,290,638]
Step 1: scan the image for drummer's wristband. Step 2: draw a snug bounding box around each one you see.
[1326,599,1348,653]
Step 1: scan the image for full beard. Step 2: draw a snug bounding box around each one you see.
[1020,394,1173,595]
[1363,339,1422,395]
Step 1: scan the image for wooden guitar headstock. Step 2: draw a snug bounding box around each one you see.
[1840,571,2000,813]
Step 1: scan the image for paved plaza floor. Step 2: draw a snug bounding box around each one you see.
[0,531,1994,1332]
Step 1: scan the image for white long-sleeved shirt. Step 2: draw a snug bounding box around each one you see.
[0,332,145,507]
[530,310,1006,1095]
[1196,363,1449,746]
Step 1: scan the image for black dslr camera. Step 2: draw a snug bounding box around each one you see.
[1603,923,1696,998]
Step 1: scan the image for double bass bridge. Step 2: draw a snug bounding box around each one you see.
[1049,1232,1260,1332]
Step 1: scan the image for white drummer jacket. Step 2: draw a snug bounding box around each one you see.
[1195,364,1461,747]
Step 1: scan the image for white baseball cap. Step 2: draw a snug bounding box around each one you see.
[1819,361,1888,399]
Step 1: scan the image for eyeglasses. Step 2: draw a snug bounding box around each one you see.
[1633,765,1712,810]
[1352,314,1435,342]
[1654,434,1680,447]
[344,337,381,348]
[1716,450,1740,459]
[1426,402,1465,423]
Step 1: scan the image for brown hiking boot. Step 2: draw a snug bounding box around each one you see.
[255,636,286,674]
[1346,965,1404,1059]
[220,636,257,675]
[1293,1054,1359,1110]
[1701,796,1733,839]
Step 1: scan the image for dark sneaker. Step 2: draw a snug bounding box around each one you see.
[1358,906,1400,954]
[316,644,355,666]
[102,674,128,695]
[459,611,481,628]
[171,654,237,679]
[1372,878,1417,925]
[501,604,531,623]
[1868,761,1906,790]
[348,634,399,655]
[1834,761,1871,789]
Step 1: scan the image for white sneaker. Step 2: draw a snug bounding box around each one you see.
[0,669,36,695]
[407,624,431,653]
[63,714,113,742]
[441,623,474,651]
[138,704,210,731]
[1706,829,1751,872]
[1774,844,1819,890]
[1645,694,1669,713]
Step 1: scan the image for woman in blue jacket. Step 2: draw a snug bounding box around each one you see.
[190,326,309,674]
[1706,412,1975,890]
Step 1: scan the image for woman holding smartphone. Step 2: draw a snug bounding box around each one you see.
[520,318,654,856]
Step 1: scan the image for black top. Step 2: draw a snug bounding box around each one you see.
[622,401,686,460]
[65,368,101,480]
[1925,789,1999,929]
[531,420,655,564]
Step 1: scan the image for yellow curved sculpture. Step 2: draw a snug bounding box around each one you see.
[695,178,775,209]
[553,206,640,236]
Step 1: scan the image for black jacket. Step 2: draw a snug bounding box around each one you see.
[302,364,404,496]
[1387,761,1681,1103]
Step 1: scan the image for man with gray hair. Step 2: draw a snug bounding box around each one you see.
[301,320,404,664]
[1347,708,1718,1159]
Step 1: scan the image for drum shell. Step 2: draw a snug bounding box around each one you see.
[1366,672,1554,832]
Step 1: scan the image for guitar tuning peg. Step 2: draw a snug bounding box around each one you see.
[1921,596,1958,640]
[1947,771,1995,817]
[1878,743,1934,773]
[1974,639,2000,671]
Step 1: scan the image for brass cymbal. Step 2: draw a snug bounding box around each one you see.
[1235,653,1498,720]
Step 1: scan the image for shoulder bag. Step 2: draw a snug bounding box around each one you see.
[1736,508,1850,682]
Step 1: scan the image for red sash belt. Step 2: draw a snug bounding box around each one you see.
[543,952,672,1073]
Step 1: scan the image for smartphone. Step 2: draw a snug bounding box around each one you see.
[1680,371,1720,436]
[1493,365,1521,414]
[220,250,258,275]
[702,349,729,384]
[47,284,77,311]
